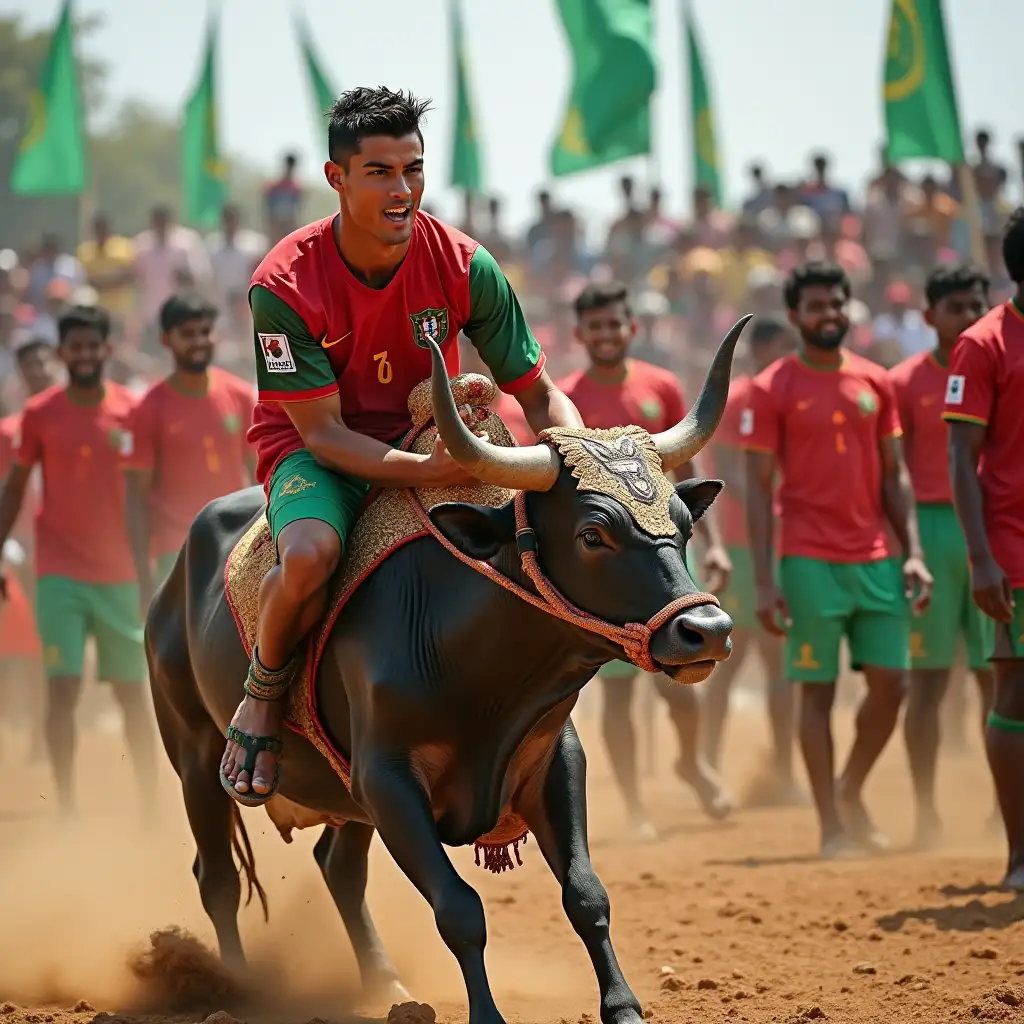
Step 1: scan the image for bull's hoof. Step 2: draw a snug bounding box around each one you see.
[1002,863,1024,893]
[386,1001,436,1024]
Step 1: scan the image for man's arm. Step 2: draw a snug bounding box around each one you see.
[879,435,931,610]
[462,246,583,432]
[677,453,730,592]
[124,470,154,604]
[0,465,30,599]
[251,286,474,488]
[948,422,1013,622]
[745,449,786,635]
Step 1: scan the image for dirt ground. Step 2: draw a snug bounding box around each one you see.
[0,675,1021,1024]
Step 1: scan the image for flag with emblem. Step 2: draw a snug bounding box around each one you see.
[549,0,655,177]
[294,9,338,130]
[10,0,87,196]
[449,0,483,192]
[683,1,722,207]
[181,14,227,230]
[883,0,964,163]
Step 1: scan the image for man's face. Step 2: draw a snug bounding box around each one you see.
[164,316,215,373]
[59,328,110,388]
[925,283,989,346]
[328,133,424,247]
[17,344,58,395]
[789,284,850,351]
[575,299,635,368]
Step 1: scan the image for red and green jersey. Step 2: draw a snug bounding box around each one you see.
[556,359,686,434]
[124,368,256,559]
[247,211,546,485]
[741,351,901,563]
[712,374,753,546]
[889,351,952,504]
[16,384,136,584]
[943,301,1024,588]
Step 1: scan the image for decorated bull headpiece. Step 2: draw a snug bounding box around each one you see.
[425,315,751,535]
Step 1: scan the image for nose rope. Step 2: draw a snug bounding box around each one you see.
[407,487,720,673]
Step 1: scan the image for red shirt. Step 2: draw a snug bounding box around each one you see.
[556,359,687,434]
[712,375,753,546]
[889,351,952,504]
[741,351,901,563]
[248,213,544,484]
[124,369,255,559]
[943,302,1024,588]
[491,391,535,446]
[16,384,137,584]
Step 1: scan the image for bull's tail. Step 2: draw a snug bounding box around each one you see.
[230,802,269,922]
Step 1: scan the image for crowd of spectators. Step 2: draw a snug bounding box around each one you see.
[2,130,1021,413]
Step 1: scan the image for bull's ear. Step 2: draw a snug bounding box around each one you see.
[674,478,723,522]
[429,501,517,560]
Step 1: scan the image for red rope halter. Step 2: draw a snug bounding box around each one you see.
[409,487,720,674]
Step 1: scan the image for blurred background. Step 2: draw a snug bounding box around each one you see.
[1,0,1022,406]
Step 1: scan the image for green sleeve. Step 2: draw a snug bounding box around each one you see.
[463,246,545,393]
[250,285,338,402]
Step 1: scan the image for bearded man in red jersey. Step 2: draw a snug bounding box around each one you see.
[221,88,584,804]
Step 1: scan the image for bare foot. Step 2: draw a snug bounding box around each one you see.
[221,693,286,797]
[742,769,808,809]
[627,816,659,843]
[676,758,734,820]
[911,811,943,851]
[838,792,890,853]
[819,831,860,860]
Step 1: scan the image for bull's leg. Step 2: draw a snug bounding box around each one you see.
[518,720,643,1024]
[312,823,411,1003]
[355,760,504,1024]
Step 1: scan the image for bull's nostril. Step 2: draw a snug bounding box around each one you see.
[675,621,704,648]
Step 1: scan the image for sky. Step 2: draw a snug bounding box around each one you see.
[5,0,1022,238]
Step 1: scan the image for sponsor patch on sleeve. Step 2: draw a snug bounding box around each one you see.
[119,430,134,457]
[945,374,965,405]
[259,333,296,373]
[739,409,754,436]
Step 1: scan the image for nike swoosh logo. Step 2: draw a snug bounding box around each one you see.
[322,331,352,349]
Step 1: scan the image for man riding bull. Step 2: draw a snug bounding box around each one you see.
[222,86,585,803]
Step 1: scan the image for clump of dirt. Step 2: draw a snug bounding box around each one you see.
[386,1003,436,1024]
[126,928,240,1013]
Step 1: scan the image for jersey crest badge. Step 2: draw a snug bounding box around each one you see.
[409,308,450,350]
[259,333,296,373]
[223,413,241,434]
[639,398,663,422]
[856,390,878,416]
[945,374,965,405]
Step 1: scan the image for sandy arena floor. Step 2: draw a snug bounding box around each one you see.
[0,677,1021,1024]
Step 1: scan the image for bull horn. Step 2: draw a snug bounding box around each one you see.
[426,337,561,492]
[652,314,753,472]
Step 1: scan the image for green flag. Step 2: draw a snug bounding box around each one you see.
[10,0,86,196]
[449,0,482,192]
[181,18,227,230]
[684,4,722,207]
[294,11,338,127]
[883,0,964,163]
[549,0,655,177]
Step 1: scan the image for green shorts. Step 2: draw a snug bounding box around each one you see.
[912,503,993,670]
[993,588,1024,660]
[36,575,146,683]
[267,448,372,549]
[780,555,909,683]
[720,544,758,630]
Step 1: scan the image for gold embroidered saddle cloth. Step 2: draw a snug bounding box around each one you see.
[224,374,529,870]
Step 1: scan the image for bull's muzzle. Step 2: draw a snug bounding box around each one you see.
[649,602,734,684]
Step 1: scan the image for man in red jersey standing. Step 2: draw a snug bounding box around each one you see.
[124,292,256,613]
[742,262,932,858]
[0,307,155,815]
[221,88,583,803]
[891,264,995,848]
[945,208,1024,891]
[0,337,60,757]
[702,315,801,805]
[557,281,733,837]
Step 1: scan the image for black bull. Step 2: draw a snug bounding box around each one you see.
[146,318,748,1023]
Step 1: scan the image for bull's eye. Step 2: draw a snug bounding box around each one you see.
[581,529,604,549]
